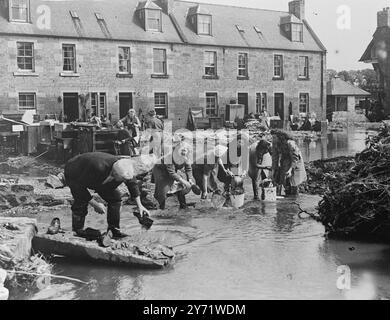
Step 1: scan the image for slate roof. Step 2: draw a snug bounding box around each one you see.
[188,4,211,16]
[0,0,326,52]
[360,27,390,62]
[327,77,371,97]
[173,1,325,51]
[360,39,374,62]
[137,0,163,11]
[0,0,183,43]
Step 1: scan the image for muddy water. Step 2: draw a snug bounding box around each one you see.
[7,128,390,300]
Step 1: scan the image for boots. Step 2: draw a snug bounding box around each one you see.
[107,202,128,239]
[177,193,187,209]
[252,179,259,200]
[72,215,85,232]
[108,228,128,239]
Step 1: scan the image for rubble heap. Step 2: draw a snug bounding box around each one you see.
[318,124,390,241]
[300,156,355,195]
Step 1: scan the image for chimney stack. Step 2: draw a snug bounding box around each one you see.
[378,7,390,28]
[156,0,175,14]
[288,0,305,20]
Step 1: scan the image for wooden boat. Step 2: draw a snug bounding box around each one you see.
[32,229,175,269]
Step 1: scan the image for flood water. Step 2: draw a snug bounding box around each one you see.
[7,128,390,300]
[298,127,377,162]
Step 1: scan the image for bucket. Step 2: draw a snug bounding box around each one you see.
[230,193,245,209]
[263,187,277,201]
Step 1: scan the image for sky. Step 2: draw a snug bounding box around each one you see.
[183,0,390,71]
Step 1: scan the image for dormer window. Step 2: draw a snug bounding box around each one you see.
[198,14,212,35]
[281,15,303,42]
[147,9,162,31]
[137,2,163,32]
[283,22,303,42]
[9,0,30,23]
[291,23,303,42]
[188,5,212,36]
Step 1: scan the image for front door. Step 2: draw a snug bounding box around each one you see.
[274,93,284,120]
[63,93,79,122]
[238,92,249,115]
[119,93,133,118]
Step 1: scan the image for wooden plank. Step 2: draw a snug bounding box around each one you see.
[32,230,174,269]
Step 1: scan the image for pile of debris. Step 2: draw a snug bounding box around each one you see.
[0,182,69,213]
[318,124,390,241]
[0,156,62,176]
[300,156,355,195]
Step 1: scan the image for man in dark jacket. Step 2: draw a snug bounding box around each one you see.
[65,152,150,238]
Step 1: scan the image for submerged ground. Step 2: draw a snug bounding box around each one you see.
[3,127,390,300]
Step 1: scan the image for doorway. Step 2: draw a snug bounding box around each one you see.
[237,92,249,115]
[119,92,133,119]
[274,93,284,120]
[63,93,79,122]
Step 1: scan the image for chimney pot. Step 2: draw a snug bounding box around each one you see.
[378,7,390,28]
[288,0,305,20]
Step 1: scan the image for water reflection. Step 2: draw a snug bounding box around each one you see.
[299,128,376,162]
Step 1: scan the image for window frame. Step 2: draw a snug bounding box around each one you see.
[16,41,34,72]
[18,92,36,111]
[273,54,284,79]
[118,46,131,74]
[146,9,162,32]
[154,92,168,118]
[197,14,212,35]
[9,0,30,23]
[238,52,248,77]
[298,56,309,79]
[256,92,267,114]
[299,93,309,115]
[205,92,218,116]
[62,44,77,73]
[291,23,303,42]
[204,51,217,77]
[152,48,167,75]
[335,96,348,112]
[90,92,107,118]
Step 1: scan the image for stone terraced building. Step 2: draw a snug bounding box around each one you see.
[0,0,326,129]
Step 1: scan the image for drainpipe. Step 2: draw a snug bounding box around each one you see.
[321,52,325,120]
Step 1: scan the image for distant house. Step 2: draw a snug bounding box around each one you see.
[0,0,327,129]
[326,77,370,121]
[360,7,390,117]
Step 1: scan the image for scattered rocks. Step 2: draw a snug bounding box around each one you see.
[45,174,66,189]
[11,185,34,193]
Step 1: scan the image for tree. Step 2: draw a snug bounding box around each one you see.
[326,69,338,81]
[337,70,353,83]
[326,68,378,92]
